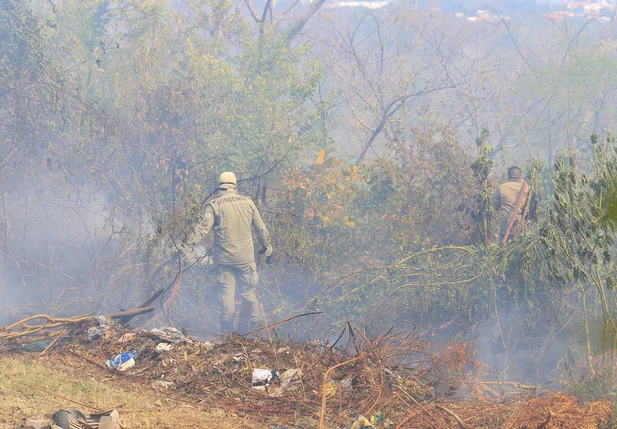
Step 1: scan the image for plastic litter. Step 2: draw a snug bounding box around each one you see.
[369,413,383,425]
[269,368,302,396]
[52,408,87,429]
[45,408,121,429]
[88,316,112,341]
[105,350,137,371]
[252,368,279,389]
[143,327,193,344]
[92,410,120,429]
[118,332,136,343]
[344,415,374,429]
[155,342,173,352]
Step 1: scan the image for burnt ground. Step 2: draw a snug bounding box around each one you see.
[0,317,614,429]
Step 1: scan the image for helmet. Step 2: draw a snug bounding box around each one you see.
[218,171,237,186]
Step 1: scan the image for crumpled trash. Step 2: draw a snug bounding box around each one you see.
[105,350,136,371]
[52,408,87,429]
[118,332,136,343]
[143,327,193,344]
[48,408,120,429]
[232,353,246,362]
[88,316,112,341]
[369,413,384,425]
[269,368,302,397]
[87,327,106,341]
[344,415,374,429]
[92,409,120,429]
[252,368,279,390]
[155,342,173,352]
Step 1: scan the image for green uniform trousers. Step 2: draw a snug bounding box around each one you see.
[217,262,260,325]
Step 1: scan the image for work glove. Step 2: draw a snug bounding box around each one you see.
[259,246,273,264]
[259,246,273,257]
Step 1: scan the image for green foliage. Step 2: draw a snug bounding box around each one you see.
[471,128,494,246]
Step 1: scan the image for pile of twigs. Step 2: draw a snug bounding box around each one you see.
[0,307,153,354]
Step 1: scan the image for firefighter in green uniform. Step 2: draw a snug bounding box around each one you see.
[188,172,273,334]
[493,166,529,242]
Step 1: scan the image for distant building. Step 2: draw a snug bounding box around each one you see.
[326,0,391,10]
[544,11,575,19]
[564,1,589,11]
[584,2,616,15]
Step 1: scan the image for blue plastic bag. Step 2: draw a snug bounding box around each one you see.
[105,350,137,371]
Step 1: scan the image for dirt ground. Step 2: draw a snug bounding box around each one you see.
[0,354,261,429]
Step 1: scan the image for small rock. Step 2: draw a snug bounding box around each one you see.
[152,380,175,389]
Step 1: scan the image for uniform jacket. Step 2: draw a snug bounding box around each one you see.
[193,187,271,266]
[493,178,528,236]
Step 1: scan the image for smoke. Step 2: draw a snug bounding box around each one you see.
[0,185,131,314]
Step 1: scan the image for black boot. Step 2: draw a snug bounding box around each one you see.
[220,320,235,335]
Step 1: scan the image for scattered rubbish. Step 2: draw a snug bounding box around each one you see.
[269,368,302,396]
[155,342,173,352]
[52,408,87,429]
[105,350,136,371]
[118,332,136,343]
[344,415,374,429]
[96,315,111,328]
[152,380,175,389]
[91,410,120,429]
[87,327,106,341]
[232,353,246,362]
[276,347,290,354]
[369,413,383,425]
[252,368,279,389]
[40,408,121,429]
[141,327,193,344]
[88,316,112,341]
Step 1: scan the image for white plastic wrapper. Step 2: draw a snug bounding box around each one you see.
[156,342,173,352]
[252,368,274,387]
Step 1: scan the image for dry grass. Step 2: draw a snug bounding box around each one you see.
[0,354,255,429]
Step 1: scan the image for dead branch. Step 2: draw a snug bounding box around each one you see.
[244,311,323,336]
[319,353,366,429]
[436,404,469,429]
